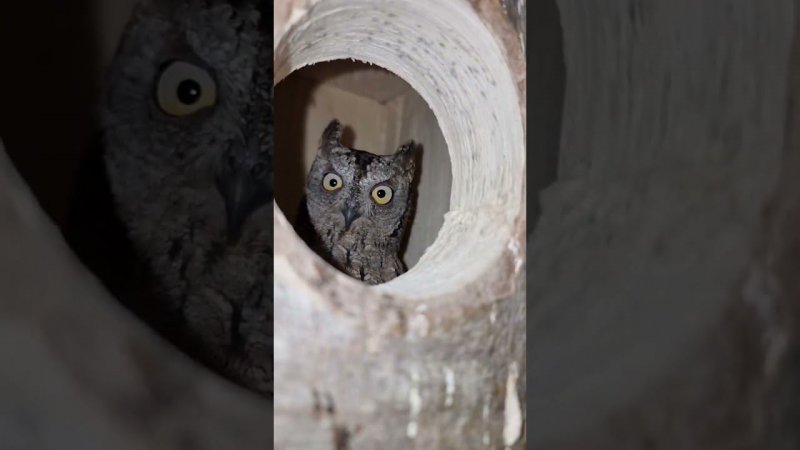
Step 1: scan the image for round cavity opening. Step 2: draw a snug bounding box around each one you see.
[274,0,524,298]
[274,60,451,273]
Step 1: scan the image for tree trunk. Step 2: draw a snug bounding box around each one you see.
[273,0,527,449]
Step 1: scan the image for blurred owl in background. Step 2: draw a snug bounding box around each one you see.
[304,119,417,285]
[66,0,274,396]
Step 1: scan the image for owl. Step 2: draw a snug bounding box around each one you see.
[77,0,274,396]
[304,119,417,285]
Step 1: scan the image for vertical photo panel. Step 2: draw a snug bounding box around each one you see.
[273,0,527,448]
[0,1,274,448]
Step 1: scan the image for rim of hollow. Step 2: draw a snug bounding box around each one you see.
[274,0,524,299]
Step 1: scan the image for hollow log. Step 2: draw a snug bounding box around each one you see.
[273,0,527,449]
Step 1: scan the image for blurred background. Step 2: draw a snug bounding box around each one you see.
[0,0,136,227]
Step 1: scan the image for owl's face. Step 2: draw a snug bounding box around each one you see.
[104,0,272,251]
[306,120,416,250]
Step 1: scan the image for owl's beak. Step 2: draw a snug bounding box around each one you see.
[342,206,361,229]
[216,166,270,244]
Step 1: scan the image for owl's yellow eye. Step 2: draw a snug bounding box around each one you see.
[322,173,343,191]
[156,61,217,116]
[371,185,393,205]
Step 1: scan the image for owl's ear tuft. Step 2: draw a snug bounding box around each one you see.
[393,140,418,172]
[320,119,343,150]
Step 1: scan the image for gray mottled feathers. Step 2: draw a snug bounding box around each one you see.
[305,119,417,285]
[102,0,273,396]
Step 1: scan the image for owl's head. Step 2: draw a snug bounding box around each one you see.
[103,0,273,247]
[305,119,418,247]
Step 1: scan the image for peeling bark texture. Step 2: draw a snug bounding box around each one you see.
[0,142,273,449]
[530,1,800,448]
[274,0,526,449]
